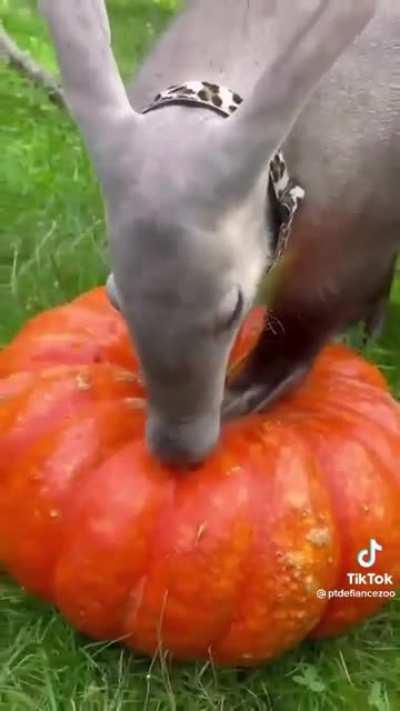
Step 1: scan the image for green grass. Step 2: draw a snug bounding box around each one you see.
[0,0,176,347]
[1,1,400,709]
[1,577,400,710]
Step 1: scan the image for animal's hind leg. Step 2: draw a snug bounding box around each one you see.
[223,249,399,421]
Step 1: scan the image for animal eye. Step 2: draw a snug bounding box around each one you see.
[218,289,244,333]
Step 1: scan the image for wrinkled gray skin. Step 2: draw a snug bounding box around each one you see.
[41,0,397,466]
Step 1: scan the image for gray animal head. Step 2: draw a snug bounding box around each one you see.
[104,110,269,464]
[41,0,376,465]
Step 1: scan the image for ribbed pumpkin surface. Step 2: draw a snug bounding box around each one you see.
[0,288,399,665]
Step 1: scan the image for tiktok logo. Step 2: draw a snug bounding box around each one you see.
[357,539,383,569]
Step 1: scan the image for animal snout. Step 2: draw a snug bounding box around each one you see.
[146,411,220,467]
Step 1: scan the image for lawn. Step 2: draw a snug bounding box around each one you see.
[0,1,399,709]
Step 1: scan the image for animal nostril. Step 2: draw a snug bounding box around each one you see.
[146,413,219,468]
[151,445,203,468]
[148,431,207,467]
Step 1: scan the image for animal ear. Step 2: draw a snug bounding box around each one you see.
[40,0,143,189]
[210,1,376,191]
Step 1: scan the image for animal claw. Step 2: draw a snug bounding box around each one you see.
[222,360,312,421]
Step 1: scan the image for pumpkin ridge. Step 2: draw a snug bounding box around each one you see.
[286,416,400,635]
[49,403,145,598]
[52,441,172,642]
[119,469,179,644]
[311,345,389,390]
[0,290,135,377]
[0,364,142,465]
[208,424,281,657]
[279,380,400,438]
[0,393,144,600]
[121,454,255,660]
[211,422,338,664]
[207,460,257,655]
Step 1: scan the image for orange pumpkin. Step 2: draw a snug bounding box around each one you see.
[0,288,399,666]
